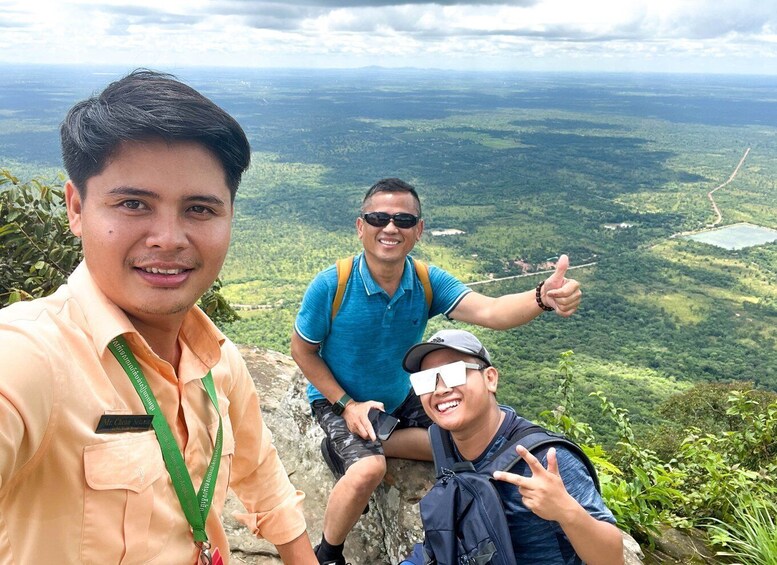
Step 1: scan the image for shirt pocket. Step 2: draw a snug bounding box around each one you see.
[81,432,174,565]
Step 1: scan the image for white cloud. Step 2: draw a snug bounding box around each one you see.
[1,0,775,73]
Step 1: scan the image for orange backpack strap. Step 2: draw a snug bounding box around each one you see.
[332,256,354,321]
[412,257,433,312]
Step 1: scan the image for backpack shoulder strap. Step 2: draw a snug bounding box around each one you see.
[331,256,354,321]
[410,257,433,312]
[428,424,475,478]
[429,424,454,478]
[479,419,545,473]
[490,425,601,493]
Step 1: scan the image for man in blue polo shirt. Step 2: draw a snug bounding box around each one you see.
[291,177,582,565]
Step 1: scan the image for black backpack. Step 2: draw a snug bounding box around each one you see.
[410,418,599,565]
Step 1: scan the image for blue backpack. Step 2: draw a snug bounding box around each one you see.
[404,418,599,565]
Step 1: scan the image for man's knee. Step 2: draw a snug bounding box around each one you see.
[344,455,387,491]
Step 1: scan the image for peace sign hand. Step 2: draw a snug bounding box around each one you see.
[493,445,577,524]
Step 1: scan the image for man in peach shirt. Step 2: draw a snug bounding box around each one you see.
[0,70,317,564]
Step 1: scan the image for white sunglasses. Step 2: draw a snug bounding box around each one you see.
[409,360,484,395]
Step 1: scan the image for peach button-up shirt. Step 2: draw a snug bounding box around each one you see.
[0,262,307,564]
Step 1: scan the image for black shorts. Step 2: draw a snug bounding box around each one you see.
[311,390,433,471]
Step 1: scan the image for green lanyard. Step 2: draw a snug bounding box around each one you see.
[108,335,223,556]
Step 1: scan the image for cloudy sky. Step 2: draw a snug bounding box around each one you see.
[1,0,775,73]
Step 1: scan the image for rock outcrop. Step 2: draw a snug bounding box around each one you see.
[223,345,644,564]
[645,526,717,564]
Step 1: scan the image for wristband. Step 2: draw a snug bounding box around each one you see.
[332,393,352,416]
[535,281,555,312]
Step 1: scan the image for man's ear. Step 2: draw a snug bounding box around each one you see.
[484,366,499,393]
[64,180,83,237]
[356,215,364,241]
[415,217,424,242]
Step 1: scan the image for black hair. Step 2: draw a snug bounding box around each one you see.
[361,177,422,216]
[60,69,250,200]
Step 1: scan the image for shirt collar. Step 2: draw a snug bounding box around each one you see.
[356,252,415,297]
[67,261,224,370]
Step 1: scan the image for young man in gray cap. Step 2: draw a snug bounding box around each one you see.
[402,329,623,565]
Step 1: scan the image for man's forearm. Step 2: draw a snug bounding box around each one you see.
[560,506,624,565]
[451,289,542,330]
[486,290,544,329]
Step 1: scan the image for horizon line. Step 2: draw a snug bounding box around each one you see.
[1,62,776,78]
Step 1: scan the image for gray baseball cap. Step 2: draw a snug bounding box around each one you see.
[403,329,492,373]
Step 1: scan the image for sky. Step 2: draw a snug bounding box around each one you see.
[1,0,776,74]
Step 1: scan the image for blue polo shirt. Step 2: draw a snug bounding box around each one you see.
[294,253,471,413]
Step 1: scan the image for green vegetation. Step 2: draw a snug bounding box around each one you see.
[542,352,777,561]
[706,504,777,565]
[0,169,80,304]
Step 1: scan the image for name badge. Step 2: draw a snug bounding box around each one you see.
[95,414,154,433]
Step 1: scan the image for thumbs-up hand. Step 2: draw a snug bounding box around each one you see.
[540,254,581,317]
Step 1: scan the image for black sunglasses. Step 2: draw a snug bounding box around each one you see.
[361,211,420,229]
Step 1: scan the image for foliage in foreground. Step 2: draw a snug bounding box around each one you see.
[705,503,777,565]
[0,170,80,304]
[0,169,237,323]
[540,351,777,562]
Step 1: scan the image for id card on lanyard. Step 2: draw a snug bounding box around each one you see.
[109,335,223,565]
